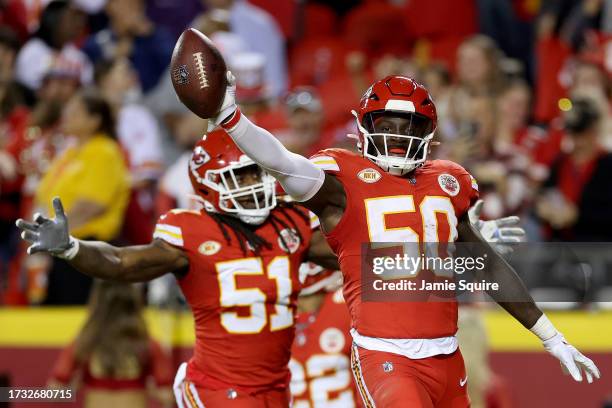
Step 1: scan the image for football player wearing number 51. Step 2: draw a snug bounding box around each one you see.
[211,73,600,408]
[17,129,339,408]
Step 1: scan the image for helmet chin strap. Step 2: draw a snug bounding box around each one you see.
[188,195,270,224]
[237,210,270,225]
[373,157,420,176]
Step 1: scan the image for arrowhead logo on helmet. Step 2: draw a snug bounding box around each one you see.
[352,76,437,176]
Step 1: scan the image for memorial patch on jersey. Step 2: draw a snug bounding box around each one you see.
[198,240,221,255]
[319,327,345,353]
[153,223,184,246]
[438,174,460,196]
[278,228,301,254]
[310,156,339,171]
[357,168,382,183]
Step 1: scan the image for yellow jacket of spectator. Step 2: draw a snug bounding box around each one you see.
[36,134,130,241]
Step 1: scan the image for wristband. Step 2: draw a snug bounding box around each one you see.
[55,237,80,260]
[220,108,242,132]
[530,314,558,342]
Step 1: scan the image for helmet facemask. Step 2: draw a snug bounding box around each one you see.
[353,110,435,176]
[205,156,277,225]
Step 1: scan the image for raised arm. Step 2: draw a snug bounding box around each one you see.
[16,198,188,282]
[209,73,345,219]
[457,215,600,383]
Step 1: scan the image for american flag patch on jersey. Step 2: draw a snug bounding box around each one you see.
[153,223,184,246]
[310,156,339,171]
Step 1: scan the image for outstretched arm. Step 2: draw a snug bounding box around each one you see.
[458,216,600,383]
[16,198,188,282]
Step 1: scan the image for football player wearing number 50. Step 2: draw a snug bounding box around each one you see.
[211,73,601,407]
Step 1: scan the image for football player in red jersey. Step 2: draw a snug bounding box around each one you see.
[16,129,338,408]
[289,266,360,408]
[209,73,601,407]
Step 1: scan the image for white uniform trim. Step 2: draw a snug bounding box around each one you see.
[350,329,458,359]
[309,211,320,229]
[173,362,205,408]
[173,362,188,408]
[154,223,184,246]
[310,156,340,172]
[351,345,377,408]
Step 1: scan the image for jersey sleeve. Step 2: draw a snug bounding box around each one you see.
[309,153,340,173]
[153,210,189,248]
[308,210,320,230]
[455,165,480,216]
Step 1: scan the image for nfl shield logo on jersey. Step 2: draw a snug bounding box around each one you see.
[278,228,301,253]
[438,174,460,196]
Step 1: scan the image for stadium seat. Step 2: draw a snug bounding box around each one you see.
[248,0,297,39]
[302,3,337,39]
[342,0,410,59]
[289,36,357,87]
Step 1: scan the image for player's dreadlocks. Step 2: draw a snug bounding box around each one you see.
[208,201,310,255]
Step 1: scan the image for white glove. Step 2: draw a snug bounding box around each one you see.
[468,200,525,254]
[208,71,237,131]
[543,332,601,383]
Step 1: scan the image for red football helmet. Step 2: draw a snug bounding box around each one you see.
[298,263,343,296]
[189,129,277,224]
[352,76,437,175]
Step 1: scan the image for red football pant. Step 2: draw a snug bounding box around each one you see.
[351,345,470,408]
[174,363,290,408]
[177,381,289,408]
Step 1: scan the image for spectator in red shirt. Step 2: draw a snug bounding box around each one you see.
[536,97,612,241]
[497,79,551,183]
[49,281,174,408]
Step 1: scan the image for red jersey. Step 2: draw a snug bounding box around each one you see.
[309,149,478,339]
[153,207,313,392]
[289,289,358,408]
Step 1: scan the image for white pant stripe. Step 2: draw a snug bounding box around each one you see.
[351,345,377,408]
[173,362,206,408]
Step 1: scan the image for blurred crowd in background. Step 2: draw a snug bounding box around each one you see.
[0,0,611,306]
